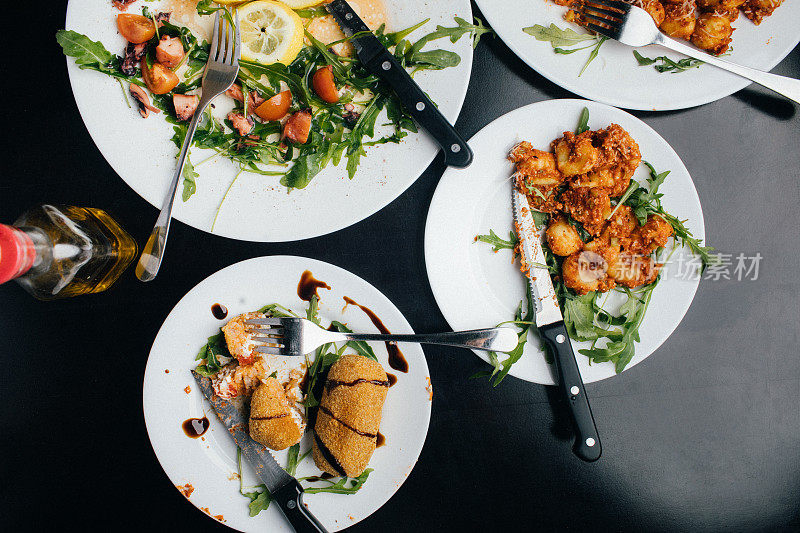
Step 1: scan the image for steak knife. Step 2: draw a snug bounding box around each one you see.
[191,371,328,533]
[326,0,473,168]
[511,189,602,462]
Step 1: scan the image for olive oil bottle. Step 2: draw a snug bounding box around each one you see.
[0,205,137,300]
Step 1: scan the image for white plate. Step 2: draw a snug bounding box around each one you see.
[424,99,705,384]
[475,0,800,111]
[64,0,473,241]
[143,255,432,531]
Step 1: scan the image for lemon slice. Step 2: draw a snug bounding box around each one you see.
[211,0,249,5]
[237,0,304,65]
[279,0,326,7]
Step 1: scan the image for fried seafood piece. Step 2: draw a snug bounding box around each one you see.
[313,354,389,478]
[249,378,304,451]
[222,312,264,365]
[509,142,564,213]
[509,142,564,188]
[553,131,600,178]
[562,250,615,295]
[560,187,611,237]
[691,13,734,54]
[697,0,744,20]
[546,216,584,257]
[626,215,674,255]
[639,0,667,26]
[661,1,698,40]
[741,0,782,24]
[607,253,661,288]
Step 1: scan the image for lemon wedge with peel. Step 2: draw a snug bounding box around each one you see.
[236,1,304,65]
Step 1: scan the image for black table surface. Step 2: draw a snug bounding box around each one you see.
[2,2,799,531]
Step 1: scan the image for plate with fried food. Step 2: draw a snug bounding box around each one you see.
[425,99,708,385]
[143,255,432,531]
[474,0,800,110]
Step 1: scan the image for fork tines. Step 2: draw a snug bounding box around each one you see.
[577,0,631,39]
[208,10,241,65]
[245,317,287,354]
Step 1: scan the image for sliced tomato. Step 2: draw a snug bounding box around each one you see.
[141,60,179,95]
[116,14,156,44]
[254,90,292,122]
[312,65,339,104]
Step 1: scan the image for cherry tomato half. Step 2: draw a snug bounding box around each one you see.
[254,90,292,122]
[312,66,339,104]
[117,14,156,44]
[141,60,179,95]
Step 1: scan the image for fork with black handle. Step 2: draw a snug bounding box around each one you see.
[578,0,800,104]
[135,11,241,282]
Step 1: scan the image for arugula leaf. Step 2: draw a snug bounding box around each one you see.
[181,153,199,201]
[285,444,301,476]
[329,321,378,361]
[579,36,608,76]
[633,50,703,73]
[522,24,606,76]
[56,29,114,68]
[576,107,590,134]
[475,229,518,252]
[522,24,596,48]
[246,490,271,516]
[194,330,229,376]
[303,469,374,494]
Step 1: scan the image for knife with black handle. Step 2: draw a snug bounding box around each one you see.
[326,0,473,168]
[511,189,602,462]
[191,371,329,532]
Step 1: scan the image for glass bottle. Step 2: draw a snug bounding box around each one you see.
[0,205,138,300]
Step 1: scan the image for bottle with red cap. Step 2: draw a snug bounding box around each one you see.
[0,205,137,300]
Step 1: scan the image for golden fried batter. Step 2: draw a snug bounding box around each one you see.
[312,354,388,478]
[741,0,782,23]
[546,216,584,257]
[691,12,734,54]
[249,378,303,451]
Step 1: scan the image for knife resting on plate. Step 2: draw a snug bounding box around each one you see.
[326,0,473,168]
[511,189,602,463]
[192,371,329,533]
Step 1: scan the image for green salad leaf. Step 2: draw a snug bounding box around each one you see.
[633,50,703,73]
[475,229,518,252]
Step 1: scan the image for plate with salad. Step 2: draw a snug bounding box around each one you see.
[143,255,432,531]
[60,0,483,241]
[474,0,800,110]
[425,99,710,385]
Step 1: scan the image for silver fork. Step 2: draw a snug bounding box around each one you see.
[136,11,241,282]
[577,0,800,104]
[244,317,521,356]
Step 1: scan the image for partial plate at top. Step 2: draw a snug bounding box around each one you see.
[475,0,800,111]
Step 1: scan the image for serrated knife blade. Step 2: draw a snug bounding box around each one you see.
[511,188,563,327]
[191,371,328,532]
[510,188,603,463]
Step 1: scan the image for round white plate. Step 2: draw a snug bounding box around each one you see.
[424,99,705,385]
[143,256,432,532]
[475,0,800,111]
[64,0,473,241]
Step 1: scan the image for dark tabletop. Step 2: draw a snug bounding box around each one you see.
[2,2,799,531]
